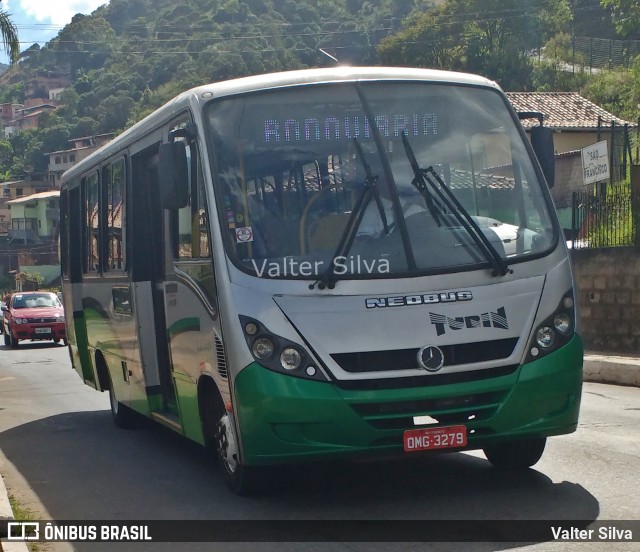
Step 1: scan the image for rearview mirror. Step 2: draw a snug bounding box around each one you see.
[158,141,189,209]
[530,125,555,189]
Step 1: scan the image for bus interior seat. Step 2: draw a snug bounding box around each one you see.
[307,213,350,252]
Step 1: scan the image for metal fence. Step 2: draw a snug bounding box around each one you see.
[570,180,640,249]
[573,35,640,71]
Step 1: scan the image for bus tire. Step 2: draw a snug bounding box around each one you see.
[107,368,136,429]
[483,437,546,469]
[215,410,261,495]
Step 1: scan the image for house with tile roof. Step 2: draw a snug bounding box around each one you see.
[506,92,633,154]
[506,92,636,219]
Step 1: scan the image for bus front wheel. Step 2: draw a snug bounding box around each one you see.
[215,411,261,495]
[483,437,546,469]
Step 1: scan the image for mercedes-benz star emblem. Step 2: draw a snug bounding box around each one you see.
[417,345,445,372]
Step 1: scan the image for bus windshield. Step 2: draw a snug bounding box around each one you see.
[206,82,556,280]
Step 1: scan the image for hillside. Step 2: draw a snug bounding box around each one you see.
[0,0,636,181]
[0,0,430,178]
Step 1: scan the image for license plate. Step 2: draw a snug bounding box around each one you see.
[35,327,52,334]
[403,425,467,452]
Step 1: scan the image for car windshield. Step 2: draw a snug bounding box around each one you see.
[12,294,60,309]
[206,81,556,280]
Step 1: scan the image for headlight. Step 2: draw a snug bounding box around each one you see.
[240,315,326,381]
[536,326,555,349]
[15,318,27,324]
[553,313,571,335]
[280,347,302,371]
[526,290,575,362]
[252,337,274,359]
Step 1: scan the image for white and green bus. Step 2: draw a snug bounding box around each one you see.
[60,67,583,494]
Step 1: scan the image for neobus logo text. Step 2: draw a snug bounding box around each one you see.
[365,291,472,309]
[429,306,508,336]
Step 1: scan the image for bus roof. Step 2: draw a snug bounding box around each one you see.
[60,67,500,185]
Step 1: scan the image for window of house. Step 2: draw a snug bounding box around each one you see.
[16,188,23,196]
[70,154,76,163]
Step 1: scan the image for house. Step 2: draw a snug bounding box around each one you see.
[1,190,61,286]
[4,103,58,135]
[506,92,636,212]
[46,133,114,187]
[6,190,60,244]
[24,71,70,100]
[0,102,24,127]
[0,180,52,235]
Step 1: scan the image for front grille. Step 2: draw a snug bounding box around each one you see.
[331,338,518,373]
[27,317,58,323]
[333,364,519,391]
[351,390,507,430]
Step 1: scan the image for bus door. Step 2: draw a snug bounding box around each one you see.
[130,144,179,428]
[160,123,223,444]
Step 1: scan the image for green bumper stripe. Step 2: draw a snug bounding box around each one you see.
[235,336,583,466]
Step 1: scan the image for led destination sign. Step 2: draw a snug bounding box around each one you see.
[263,112,440,144]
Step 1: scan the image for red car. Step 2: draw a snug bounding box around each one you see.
[2,291,66,348]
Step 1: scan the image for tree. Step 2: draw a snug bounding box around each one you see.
[601,0,640,37]
[0,2,19,64]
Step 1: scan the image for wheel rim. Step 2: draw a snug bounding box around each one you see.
[216,412,238,474]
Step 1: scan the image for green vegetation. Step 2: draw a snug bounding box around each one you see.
[584,179,637,247]
[8,494,42,552]
[0,0,637,182]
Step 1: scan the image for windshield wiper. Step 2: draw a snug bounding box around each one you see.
[400,131,445,226]
[309,138,382,290]
[401,132,510,277]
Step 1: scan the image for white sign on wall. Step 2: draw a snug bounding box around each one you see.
[581,141,610,185]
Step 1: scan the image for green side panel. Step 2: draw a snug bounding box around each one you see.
[174,375,205,446]
[73,311,95,383]
[235,336,583,466]
[168,318,201,339]
[147,394,164,412]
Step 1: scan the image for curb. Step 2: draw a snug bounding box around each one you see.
[583,354,640,387]
[0,475,29,552]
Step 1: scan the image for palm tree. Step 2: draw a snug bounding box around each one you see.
[0,3,19,64]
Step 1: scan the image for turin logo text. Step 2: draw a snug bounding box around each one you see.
[430,306,508,336]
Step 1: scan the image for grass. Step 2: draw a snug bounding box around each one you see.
[583,179,637,247]
[7,494,42,552]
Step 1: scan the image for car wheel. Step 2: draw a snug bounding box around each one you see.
[9,330,18,349]
[3,332,9,347]
[483,438,546,469]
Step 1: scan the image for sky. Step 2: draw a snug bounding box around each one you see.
[1,0,107,64]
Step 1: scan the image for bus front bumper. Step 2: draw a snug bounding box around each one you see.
[234,336,583,466]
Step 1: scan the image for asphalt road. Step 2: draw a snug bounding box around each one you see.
[0,341,639,552]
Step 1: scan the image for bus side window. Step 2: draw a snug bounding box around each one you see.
[82,171,100,275]
[104,158,126,272]
[170,129,215,304]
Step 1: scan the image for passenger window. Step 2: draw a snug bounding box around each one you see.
[170,121,215,304]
